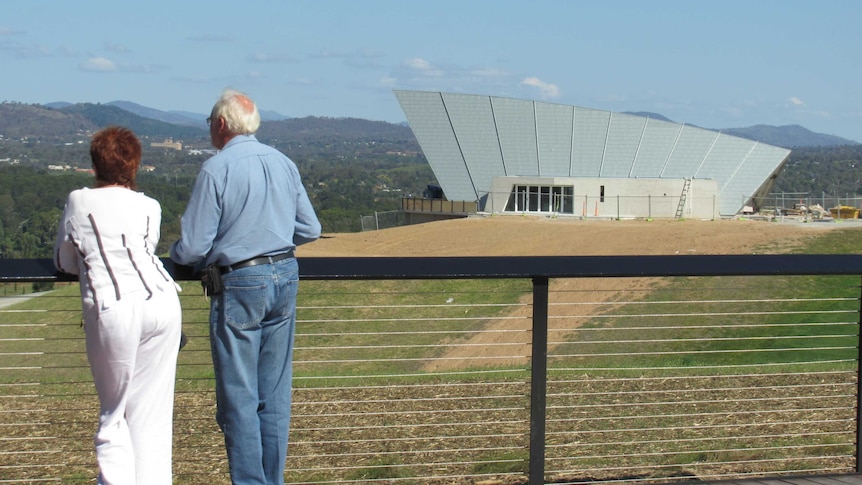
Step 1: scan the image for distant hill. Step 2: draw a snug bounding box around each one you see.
[106,101,290,127]
[59,103,205,139]
[623,111,674,122]
[622,111,856,147]
[106,101,204,128]
[0,101,417,150]
[0,101,205,140]
[0,102,92,138]
[259,110,291,122]
[721,124,856,148]
[257,116,415,144]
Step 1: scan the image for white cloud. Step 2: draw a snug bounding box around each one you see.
[520,77,560,98]
[383,58,542,99]
[80,57,117,72]
[402,57,444,77]
[406,57,431,70]
[77,56,166,73]
[789,96,804,106]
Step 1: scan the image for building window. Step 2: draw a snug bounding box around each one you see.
[540,186,551,212]
[505,184,575,214]
[600,185,605,203]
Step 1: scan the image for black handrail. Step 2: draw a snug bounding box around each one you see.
[4,254,862,283]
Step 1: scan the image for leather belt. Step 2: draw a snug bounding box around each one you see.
[220,250,294,274]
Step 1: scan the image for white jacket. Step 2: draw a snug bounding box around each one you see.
[54,187,176,307]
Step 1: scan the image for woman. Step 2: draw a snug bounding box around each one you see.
[54,126,182,484]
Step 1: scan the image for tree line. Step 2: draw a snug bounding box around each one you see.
[771,145,862,197]
[0,155,434,259]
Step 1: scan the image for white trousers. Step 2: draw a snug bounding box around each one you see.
[83,286,182,485]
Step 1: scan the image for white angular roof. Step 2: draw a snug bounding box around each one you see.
[395,90,791,216]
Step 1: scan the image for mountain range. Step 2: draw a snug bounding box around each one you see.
[0,100,858,149]
[621,111,857,148]
[43,100,292,128]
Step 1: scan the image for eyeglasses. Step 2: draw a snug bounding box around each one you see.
[206,116,212,127]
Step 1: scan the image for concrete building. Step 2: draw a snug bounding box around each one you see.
[151,138,183,151]
[394,90,791,219]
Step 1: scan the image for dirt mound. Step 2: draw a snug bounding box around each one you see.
[301,216,844,257]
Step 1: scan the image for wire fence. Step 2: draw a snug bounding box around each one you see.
[359,210,404,232]
[0,266,860,484]
[757,193,862,212]
[540,276,858,483]
[397,192,862,222]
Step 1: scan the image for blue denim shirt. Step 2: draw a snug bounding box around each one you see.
[170,135,321,268]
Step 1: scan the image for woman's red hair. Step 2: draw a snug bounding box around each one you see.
[90,126,141,189]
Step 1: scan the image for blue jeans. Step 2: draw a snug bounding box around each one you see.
[209,257,298,485]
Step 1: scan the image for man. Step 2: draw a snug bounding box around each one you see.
[171,89,321,484]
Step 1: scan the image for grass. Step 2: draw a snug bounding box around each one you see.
[552,227,862,374]
[293,277,531,378]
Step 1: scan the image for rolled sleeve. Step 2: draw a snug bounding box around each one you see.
[54,215,80,275]
[170,172,222,266]
[293,183,321,246]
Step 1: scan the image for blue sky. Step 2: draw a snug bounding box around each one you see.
[2,0,860,142]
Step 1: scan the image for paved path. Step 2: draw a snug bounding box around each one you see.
[0,291,51,309]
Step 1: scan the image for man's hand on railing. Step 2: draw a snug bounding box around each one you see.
[162,259,197,281]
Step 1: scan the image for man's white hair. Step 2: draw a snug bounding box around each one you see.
[212,89,261,135]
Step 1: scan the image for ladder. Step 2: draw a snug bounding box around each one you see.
[675,178,691,219]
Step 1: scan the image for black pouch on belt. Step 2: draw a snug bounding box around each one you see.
[200,264,224,296]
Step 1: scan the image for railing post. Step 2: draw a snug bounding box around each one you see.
[857,275,862,472]
[530,276,549,484]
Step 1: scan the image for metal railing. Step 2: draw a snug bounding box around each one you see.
[2,255,862,484]
[400,197,478,215]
